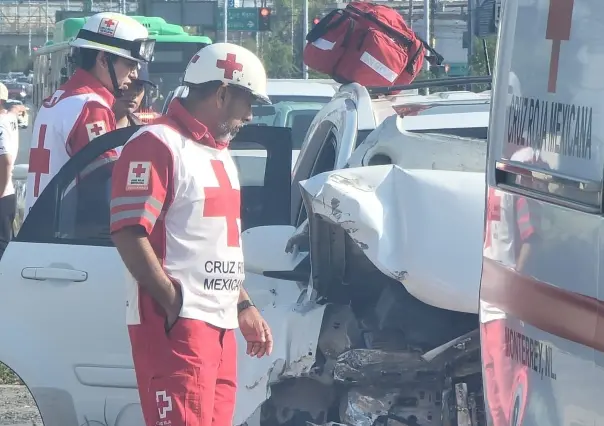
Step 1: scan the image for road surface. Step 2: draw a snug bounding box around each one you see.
[0,386,42,425]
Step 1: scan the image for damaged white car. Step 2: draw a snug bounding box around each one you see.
[0,76,490,426]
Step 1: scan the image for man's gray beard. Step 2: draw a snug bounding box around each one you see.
[217,121,240,142]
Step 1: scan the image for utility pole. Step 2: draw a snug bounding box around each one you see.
[28,0,31,55]
[423,0,430,71]
[467,0,474,68]
[45,0,49,43]
[302,0,308,78]
[223,0,228,42]
[408,0,413,28]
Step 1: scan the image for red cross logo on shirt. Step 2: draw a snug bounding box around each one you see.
[104,19,116,28]
[155,390,172,419]
[545,0,575,93]
[216,53,243,79]
[90,123,104,136]
[203,159,241,247]
[29,124,50,197]
[132,163,147,177]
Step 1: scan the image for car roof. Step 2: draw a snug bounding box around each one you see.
[266,79,339,98]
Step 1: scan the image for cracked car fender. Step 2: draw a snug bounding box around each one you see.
[299,165,485,314]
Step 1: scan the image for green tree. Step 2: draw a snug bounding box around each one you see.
[252,0,327,78]
[469,35,497,76]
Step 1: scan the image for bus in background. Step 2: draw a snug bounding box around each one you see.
[31,16,211,123]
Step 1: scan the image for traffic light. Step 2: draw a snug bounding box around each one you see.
[258,7,271,31]
[313,16,321,26]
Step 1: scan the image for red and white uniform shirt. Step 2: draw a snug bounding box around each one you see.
[110,99,243,330]
[25,69,116,214]
[0,112,19,198]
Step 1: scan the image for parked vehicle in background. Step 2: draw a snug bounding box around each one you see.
[5,82,28,101]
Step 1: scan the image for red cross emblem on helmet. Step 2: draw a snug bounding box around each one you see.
[216,53,244,79]
[183,42,271,105]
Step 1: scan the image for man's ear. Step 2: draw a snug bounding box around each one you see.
[98,51,109,69]
[215,84,228,109]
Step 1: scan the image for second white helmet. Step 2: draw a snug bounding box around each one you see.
[183,43,270,104]
[70,12,155,63]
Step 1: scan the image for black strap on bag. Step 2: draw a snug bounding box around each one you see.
[345,4,413,47]
[306,9,348,43]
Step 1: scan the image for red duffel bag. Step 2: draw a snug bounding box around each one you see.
[303,1,444,87]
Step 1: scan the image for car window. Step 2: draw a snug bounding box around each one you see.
[19,126,292,245]
[296,134,337,226]
[55,148,273,243]
[250,96,331,143]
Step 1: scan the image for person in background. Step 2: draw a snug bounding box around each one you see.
[114,63,158,128]
[0,82,21,259]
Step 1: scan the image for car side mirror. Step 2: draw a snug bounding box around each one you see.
[242,225,306,275]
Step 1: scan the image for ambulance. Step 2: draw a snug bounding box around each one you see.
[480,0,603,425]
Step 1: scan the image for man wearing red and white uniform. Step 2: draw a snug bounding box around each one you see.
[110,43,273,426]
[481,146,542,426]
[24,12,155,215]
[0,83,20,259]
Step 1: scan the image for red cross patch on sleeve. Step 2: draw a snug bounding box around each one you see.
[85,121,107,141]
[127,161,152,191]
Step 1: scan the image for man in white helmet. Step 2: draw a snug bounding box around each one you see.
[110,43,272,426]
[0,82,21,259]
[24,12,155,215]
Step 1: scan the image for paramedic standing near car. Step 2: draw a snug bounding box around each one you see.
[110,43,274,426]
[24,12,155,215]
[0,83,20,259]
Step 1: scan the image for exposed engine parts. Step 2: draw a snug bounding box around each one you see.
[259,276,484,426]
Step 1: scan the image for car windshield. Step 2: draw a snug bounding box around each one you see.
[251,95,332,149]
[251,96,331,127]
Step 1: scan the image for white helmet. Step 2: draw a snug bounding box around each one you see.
[70,12,155,63]
[183,43,270,104]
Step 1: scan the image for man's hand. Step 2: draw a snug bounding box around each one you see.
[239,307,273,358]
[164,284,183,331]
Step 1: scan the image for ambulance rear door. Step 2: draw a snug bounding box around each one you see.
[0,124,294,426]
[481,0,604,424]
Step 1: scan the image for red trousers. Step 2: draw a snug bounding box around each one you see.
[129,318,237,426]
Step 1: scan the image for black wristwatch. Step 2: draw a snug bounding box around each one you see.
[237,300,255,315]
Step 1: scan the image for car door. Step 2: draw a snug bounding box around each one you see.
[0,125,293,426]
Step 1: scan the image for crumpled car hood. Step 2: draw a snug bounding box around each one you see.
[299,165,486,314]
